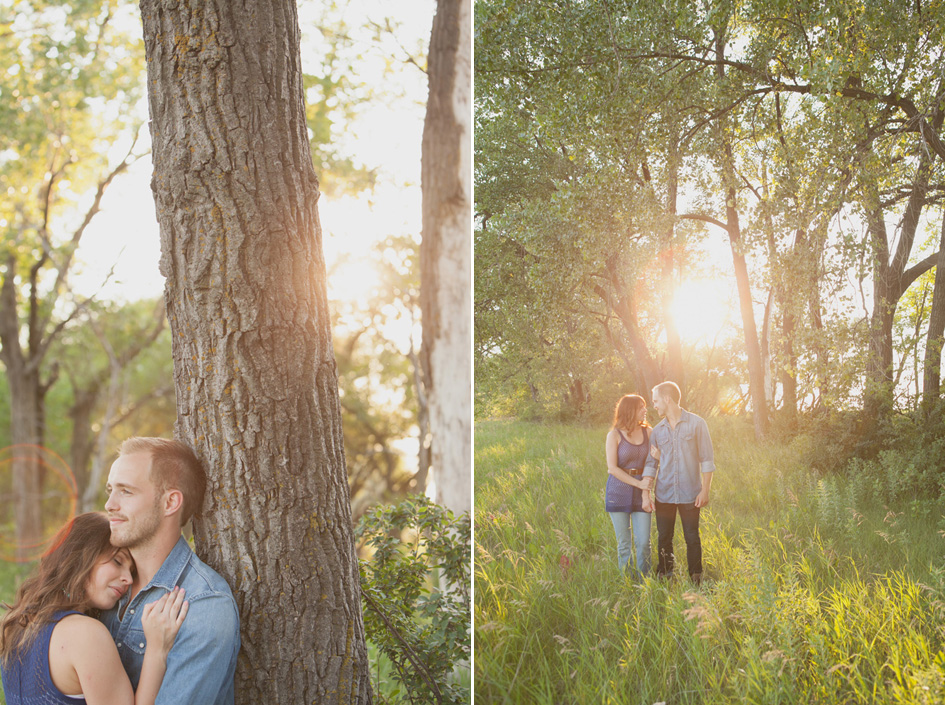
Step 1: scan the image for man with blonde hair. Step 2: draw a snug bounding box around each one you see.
[643,382,715,584]
[102,437,240,704]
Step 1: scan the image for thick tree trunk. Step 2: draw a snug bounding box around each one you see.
[421,0,471,514]
[863,150,934,419]
[139,1,371,702]
[923,213,945,409]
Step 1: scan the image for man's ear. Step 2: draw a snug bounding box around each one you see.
[164,489,184,519]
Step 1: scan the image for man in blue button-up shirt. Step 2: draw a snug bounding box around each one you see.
[643,381,715,583]
[101,437,240,704]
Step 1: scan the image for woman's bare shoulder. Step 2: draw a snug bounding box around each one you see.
[49,613,120,697]
[52,613,114,647]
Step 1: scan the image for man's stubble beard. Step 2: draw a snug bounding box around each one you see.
[110,499,164,550]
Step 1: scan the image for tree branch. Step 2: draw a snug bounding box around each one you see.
[360,588,443,704]
[679,213,728,231]
[898,251,940,298]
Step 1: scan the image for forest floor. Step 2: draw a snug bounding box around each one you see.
[474,417,945,704]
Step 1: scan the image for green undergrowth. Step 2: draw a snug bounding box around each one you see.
[474,418,945,704]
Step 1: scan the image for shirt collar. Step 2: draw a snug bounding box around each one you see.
[143,536,193,592]
[656,407,692,429]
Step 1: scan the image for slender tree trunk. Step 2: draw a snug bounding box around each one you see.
[724,184,770,438]
[7,371,45,560]
[923,212,945,409]
[69,385,98,506]
[0,256,45,560]
[604,288,662,393]
[714,27,768,438]
[661,147,684,387]
[139,1,371,702]
[421,0,471,514]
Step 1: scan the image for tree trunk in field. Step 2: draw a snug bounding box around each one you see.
[661,149,684,389]
[610,292,662,393]
[923,213,945,409]
[714,29,768,438]
[421,0,471,514]
[724,184,770,438]
[863,150,935,421]
[139,2,371,702]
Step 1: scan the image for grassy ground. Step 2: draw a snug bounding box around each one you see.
[474,418,945,704]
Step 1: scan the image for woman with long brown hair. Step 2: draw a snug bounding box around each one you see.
[1,512,187,704]
[605,394,654,577]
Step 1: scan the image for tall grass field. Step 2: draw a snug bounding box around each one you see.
[474,418,945,704]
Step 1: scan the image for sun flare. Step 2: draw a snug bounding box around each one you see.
[669,279,735,345]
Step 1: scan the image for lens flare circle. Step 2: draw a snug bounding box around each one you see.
[0,445,78,562]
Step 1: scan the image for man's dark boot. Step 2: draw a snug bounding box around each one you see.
[691,572,703,585]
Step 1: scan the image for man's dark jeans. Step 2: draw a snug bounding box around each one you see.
[654,500,702,578]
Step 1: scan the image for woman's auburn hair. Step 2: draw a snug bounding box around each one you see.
[0,512,128,665]
[612,394,650,432]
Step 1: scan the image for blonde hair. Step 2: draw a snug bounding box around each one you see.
[653,381,681,405]
[119,437,206,526]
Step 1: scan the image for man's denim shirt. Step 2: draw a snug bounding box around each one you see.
[643,409,716,504]
[101,536,240,705]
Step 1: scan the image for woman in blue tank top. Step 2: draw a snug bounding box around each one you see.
[0,513,187,704]
[605,394,654,577]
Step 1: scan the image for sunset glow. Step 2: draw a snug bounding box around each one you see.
[669,278,736,346]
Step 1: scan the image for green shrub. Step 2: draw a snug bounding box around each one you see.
[356,496,470,705]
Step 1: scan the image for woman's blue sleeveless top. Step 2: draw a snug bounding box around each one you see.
[1,610,85,704]
[604,428,649,513]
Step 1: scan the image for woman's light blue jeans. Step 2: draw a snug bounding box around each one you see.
[608,511,651,577]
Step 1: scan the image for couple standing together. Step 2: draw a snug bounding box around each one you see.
[605,382,715,583]
[0,437,240,704]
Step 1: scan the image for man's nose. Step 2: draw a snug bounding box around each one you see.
[104,493,117,512]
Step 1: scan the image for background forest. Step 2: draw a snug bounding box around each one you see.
[476,0,945,452]
[474,1,945,702]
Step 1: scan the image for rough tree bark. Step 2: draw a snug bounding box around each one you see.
[420,0,471,514]
[139,1,371,702]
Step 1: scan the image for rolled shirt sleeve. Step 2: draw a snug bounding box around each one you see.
[696,416,716,474]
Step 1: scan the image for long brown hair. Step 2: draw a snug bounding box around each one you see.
[0,512,131,664]
[612,394,650,432]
